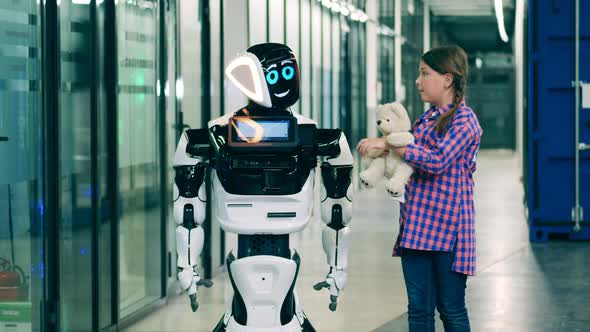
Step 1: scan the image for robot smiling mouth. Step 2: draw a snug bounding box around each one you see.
[273,90,290,98]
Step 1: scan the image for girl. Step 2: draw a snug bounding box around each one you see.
[357,45,482,332]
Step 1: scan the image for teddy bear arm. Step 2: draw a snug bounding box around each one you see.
[386,132,415,147]
[366,148,387,159]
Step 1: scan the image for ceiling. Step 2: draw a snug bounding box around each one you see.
[428,0,514,16]
[427,0,515,54]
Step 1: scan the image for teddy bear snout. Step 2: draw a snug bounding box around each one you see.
[377,120,382,125]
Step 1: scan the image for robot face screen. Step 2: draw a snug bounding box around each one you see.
[262,58,299,108]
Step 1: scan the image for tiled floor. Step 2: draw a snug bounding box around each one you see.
[123,150,590,332]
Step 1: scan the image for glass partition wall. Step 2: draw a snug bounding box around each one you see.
[115,0,162,318]
[0,1,44,331]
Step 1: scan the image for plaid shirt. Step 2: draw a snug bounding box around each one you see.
[392,101,482,276]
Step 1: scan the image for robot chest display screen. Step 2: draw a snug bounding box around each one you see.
[228,116,299,150]
[234,119,290,142]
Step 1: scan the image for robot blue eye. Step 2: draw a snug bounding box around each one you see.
[266,70,279,85]
[282,66,294,80]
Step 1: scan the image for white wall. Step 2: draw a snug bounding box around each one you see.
[224,0,249,115]
[178,0,202,128]
[514,0,525,171]
[268,0,285,43]
[249,0,268,45]
[394,0,403,103]
[366,0,378,138]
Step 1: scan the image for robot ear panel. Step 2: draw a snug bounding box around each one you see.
[225,53,272,108]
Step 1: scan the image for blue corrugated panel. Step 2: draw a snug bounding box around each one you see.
[527,0,590,241]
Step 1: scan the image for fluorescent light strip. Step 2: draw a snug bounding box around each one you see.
[494,0,509,43]
[175,78,182,99]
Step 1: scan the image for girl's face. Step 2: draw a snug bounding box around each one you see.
[415,61,452,106]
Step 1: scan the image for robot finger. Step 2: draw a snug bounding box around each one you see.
[313,281,330,291]
[197,279,214,288]
[189,293,199,312]
[329,295,338,312]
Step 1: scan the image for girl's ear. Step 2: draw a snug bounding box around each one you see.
[443,73,453,89]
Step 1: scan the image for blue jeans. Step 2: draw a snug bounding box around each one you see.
[401,249,471,332]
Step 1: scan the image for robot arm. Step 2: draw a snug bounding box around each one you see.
[313,130,353,311]
[174,130,212,312]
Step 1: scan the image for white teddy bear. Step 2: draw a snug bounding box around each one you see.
[360,102,415,200]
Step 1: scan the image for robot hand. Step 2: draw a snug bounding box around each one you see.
[313,268,348,312]
[178,267,214,312]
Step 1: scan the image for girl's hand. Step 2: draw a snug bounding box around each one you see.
[356,137,388,157]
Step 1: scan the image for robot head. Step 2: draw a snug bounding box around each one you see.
[225,43,300,109]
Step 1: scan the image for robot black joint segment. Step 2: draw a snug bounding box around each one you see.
[186,128,212,157]
[316,129,342,157]
[174,164,206,198]
[328,204,345,231]
[183,204,197,229]
[321,164,353,199]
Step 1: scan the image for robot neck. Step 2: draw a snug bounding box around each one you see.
[239,101,293,117]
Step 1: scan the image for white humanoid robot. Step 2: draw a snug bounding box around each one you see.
[173,43,353,332]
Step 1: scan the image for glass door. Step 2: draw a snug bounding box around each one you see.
[115,0,163,318]
[57,1,94,330]
[0,0,45,331]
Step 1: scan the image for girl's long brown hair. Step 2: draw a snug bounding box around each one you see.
[421,45,468,133]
